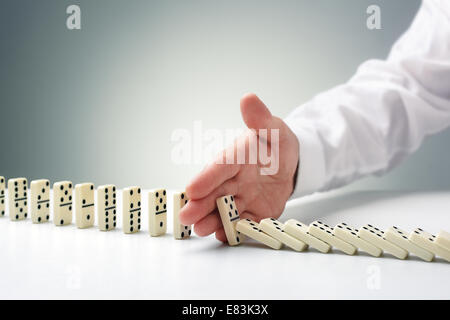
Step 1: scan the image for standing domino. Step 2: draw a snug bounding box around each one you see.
[0,176,5,217]
[216,195,244,246]
[259,218,307,252]
[97,185,117,231]
[333,223,382,257]
[123,187,141,234]
[173,191,191,239]
[385,226,434,262]
[409,228,450,262]
[236,219,282,250]
[8,178,28,221]
[148,189,167,236]
[358,224,408,259]
[75,183,95,229]
[30,179,50,223]
[53,181,73,226]
[435,230,450,251]
[308,221,356,255]
[283,219,330,253]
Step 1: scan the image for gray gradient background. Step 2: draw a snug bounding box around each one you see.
[1,0,449,192]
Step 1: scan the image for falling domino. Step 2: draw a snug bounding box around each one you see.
[236,218,282,250]
[333,222,382,257]
[409,228,450,262]
[385,226,434,262]
[216,195,244,246]
[358,224,408,260]
[283,219,330,253]
[259,218,307,252]
[435,230,450,251]
[308,220,356,255]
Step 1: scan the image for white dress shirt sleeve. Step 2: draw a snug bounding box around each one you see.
[285,0,450,198]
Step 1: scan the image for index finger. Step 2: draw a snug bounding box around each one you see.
[186,157,240,200]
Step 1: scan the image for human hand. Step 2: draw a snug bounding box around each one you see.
[179,93,300,242]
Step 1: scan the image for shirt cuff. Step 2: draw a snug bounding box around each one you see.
[284,119,327,199]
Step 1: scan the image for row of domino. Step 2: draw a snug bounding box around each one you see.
[0,176,192,239]
[216,195,450,262]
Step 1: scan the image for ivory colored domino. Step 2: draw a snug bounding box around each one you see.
[409,228,450,262]
[123,187,141,234]
[358,224,408,259]
[216,195,244,246]
[30,179,50,223]
[308,221,356,255]
[0,176,6,217]
[173,191,191,239]
[97,185,117,231]
[385,226,434,262]
[75,183,95,229]
[148,189,167,237]
[333,223,382,257]
[236,219,282,250]
[8,178,28,221]
[283,219,330,253]
[435,230,450,251]
[259,218,307,252]
[53,181,73,226]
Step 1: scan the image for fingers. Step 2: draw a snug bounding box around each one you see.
[215,228,227,243]
[193,210,221,237]
[186,160,240,200]
[180,183,244,226]
[194,208,255,239]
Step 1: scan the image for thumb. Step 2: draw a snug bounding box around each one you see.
[240,93,284,141]
[240,93,273,130]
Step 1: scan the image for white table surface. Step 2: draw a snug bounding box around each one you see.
[0,188,449,299]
